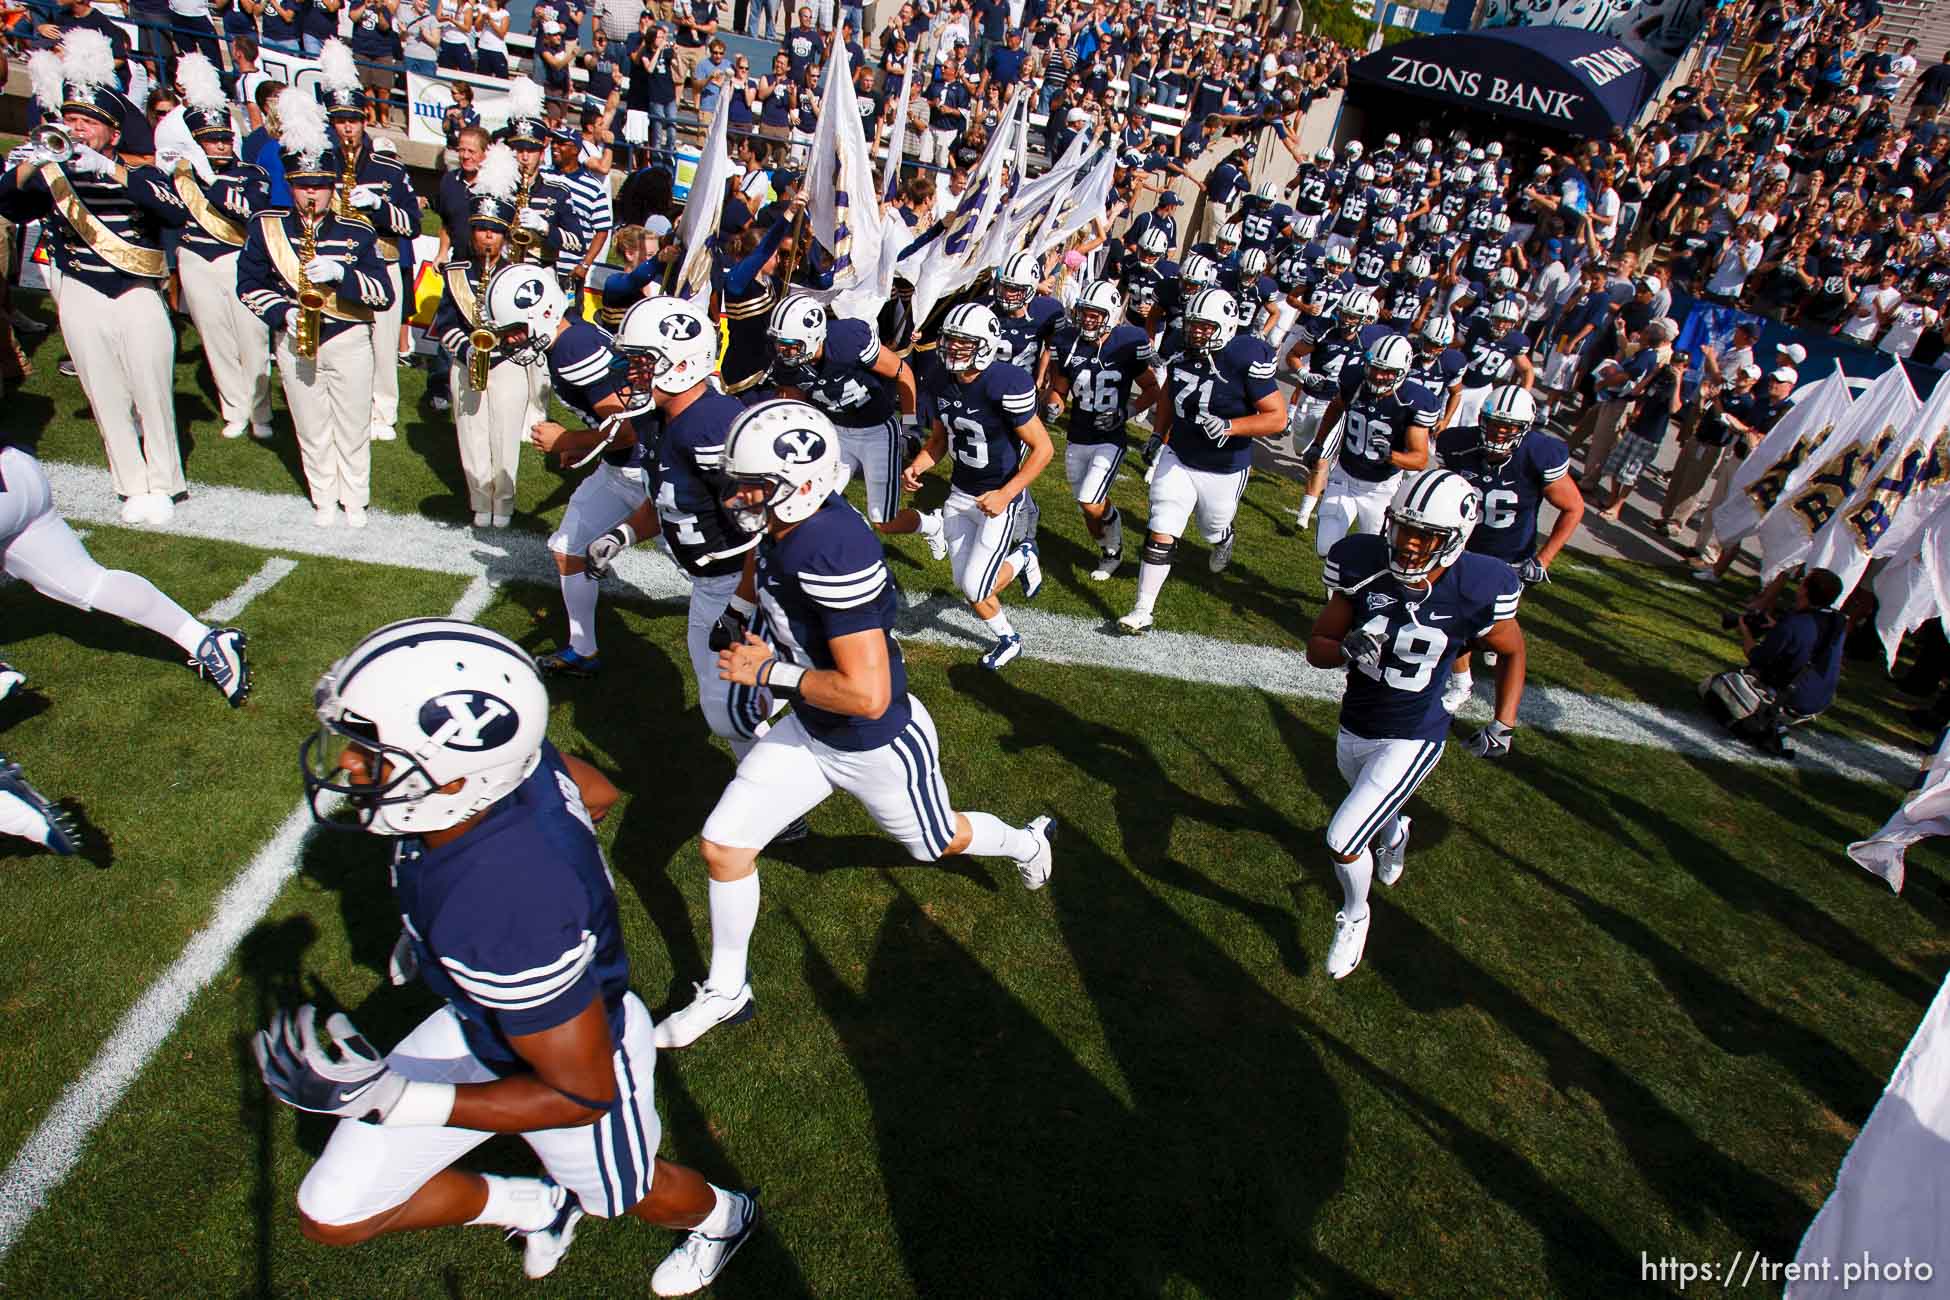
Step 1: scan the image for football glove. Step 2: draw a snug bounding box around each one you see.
[1519,557,1550,585]
[1197,412,1231,442]
[388,930,419,986]
[1466,719,1515,760]
[254,1005,407,1121]
[709,594,755,652]
[585,522,636,580]
[1043,397,1064,424]
[1341,627,1385,674]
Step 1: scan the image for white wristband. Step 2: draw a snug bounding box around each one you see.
[381,1079,456,1127]
[762,660,806,694]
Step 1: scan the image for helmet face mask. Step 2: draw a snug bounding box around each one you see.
[767,295,828,370]
[997,281,1030,312]
[942,329,984,370]
[1386,516,1453,583]
[1077,305,1109,341]
[1383,469,1480,583]
[617,298,714,395]
[771,334,811,366]
[1481,414,1526,462]
[1183,287,1238,354]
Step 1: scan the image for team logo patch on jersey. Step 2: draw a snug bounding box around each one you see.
[419,691,520,751]
[1366,591,1397,611]
[774,428,828,465]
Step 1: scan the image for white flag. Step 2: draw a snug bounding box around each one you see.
[1711,364,1853,545]
[880,53,916,200]
[1803,374,1950,595]
[802,39,888,320]
[674,87,735,307]
[1034,144,1117,260]
[1872,498,1950,668]
[1757,366,1919,582]
[908,83,1028,329]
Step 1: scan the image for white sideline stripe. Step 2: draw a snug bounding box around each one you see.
[0,574,494,1261]
[41,461,1918,787]
[199,557,299,623]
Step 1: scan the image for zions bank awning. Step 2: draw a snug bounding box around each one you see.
[1349,28,1655,137]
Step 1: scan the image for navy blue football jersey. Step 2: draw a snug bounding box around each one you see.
[1292,166,1332,215]
[755,494,911,750]
[392,742,632,1075]
[927,359,1039,493]
[1304,269,1357,318]
[1351,241,1399,288]
[1051,322,1154,445]
[1121,257,1178,320]
[1409,345,1467,400]
[1459,317,1532,388]
[1323,534,1523,742]
[547,320,644,469]
[1331,186,1373,238]
[1221,269,1278,319]
[656,389,758,578]
[996,294,1064,371]
[1157,331,1278,473]
[1238,200,1291,251]
[776,316,898,428]
[1334,362,1441,483]
[1436,426,1571,562]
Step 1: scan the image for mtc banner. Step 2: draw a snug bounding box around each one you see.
[1348,26,1653,137]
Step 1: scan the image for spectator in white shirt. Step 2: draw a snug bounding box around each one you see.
[1880,287,1941,359]
[1841,267,1904,343]
[1704,221,1765,303]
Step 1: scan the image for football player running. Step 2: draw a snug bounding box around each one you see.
[907,304,1055,670]
[1434,385,1582,712]
[1312,334,1441,565]
[266,621,758,1296]
[655,400,1057,1049]
[583,297,776,753]
[496,263,646,679]
[0,756,79,855]
[1044,281,1161,582]
[1118,287,1286,635]
[1306,469,1527,979]
[767,294,946,557]
[992,251,1064,382]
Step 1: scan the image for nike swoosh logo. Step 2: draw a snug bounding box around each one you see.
[1425,614,1452,623]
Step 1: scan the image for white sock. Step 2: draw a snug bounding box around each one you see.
[170,615,210,655]
[0,790,52,845]
[468,1174,557,1232]
[695,1185,739,1236]
[1450,670,1473,697]
[85,569,205,654]
[983,611,1014,638]
[705,872,761,992]
[1133,559,1170,615]
[1334,849,1374,922]
[561,571,600,657]
[962,810,1035,859]
[920,509,943,537]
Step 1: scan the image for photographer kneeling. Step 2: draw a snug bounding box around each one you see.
[1701,568,1848,756]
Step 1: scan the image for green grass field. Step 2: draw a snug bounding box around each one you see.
[0,302,1943,1298]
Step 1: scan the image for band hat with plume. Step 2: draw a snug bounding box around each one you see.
[278,85,335,184]
[318,38,365,120]
[502,77,546,149]
[469,142,521,232]
[174,52,231,141]
[57,29,124,128]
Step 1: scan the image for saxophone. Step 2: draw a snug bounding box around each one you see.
[295,216,324,361]
[468,255,497,391]
[334,146,359,220]
[509,172,537,262]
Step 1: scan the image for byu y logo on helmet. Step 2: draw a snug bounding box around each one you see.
[774,428,828,465]
[419,691,520,751]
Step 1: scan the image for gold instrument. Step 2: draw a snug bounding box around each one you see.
[468,256,497,391]
[29,123,72,164]
[509,173,537,261]
[294,217,324,361]
[334,145,358,219]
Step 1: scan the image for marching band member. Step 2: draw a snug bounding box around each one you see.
[237,87,394,528]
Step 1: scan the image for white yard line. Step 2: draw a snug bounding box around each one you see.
[199,556,299,623]
[0,574,494,1261]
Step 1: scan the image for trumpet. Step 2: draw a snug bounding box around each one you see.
[295,217,324,361]
[29,123,72,164]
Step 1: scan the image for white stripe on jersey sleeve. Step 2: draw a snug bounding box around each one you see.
[859,335,881,366]
[802,570,889,607]
[1539,459,1567,481]
[557,351,614,386]
[1491,595,1521,621]
[799,561,887,588]
[1247,360,1277,379]
[813,584,889,610]
[1322,559,1342,590]
[1413,405,1440,427]
[440,932,597,1011]
[1001,390,1037,413]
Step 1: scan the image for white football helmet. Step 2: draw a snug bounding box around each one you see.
[484,264,568,365]
[1255,180,1278,202]
[1492,267,1522,293]
[1313,147,1333,165]
[302,618,549,836]
[1344,140,1364,159]
[1452,165,1476,188]
[1365,333,1413,396]
[1072,280,1122,342]
[1418,314,1456,351]
[1181,253,1219,287]
[614,296,716,394]
[940,301,1002,371]
[1492,212,1512,235]
[1325,244,1354,271]
[1354,164,1374,185]
[1383,132,1401,149]
[1486,141,1504,159]
[1405,252,1433,279]
[720,398,841,530]
[1183,287,1239,354]
[1138,224,1171,257]
[1425,214,1449,237]
[997,250,1041,312]
[1384,469,1481,584]
[768,294,828,367]
[1337,286,1380,330]
[1217,221,1243,250]
[1374,215,1399,240]
[1413,137,1432,158]
[1480,384,1536,462]
[1239,247,1269,277]
[1490,297,1524,332]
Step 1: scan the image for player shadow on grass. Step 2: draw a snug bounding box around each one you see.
[236,913,321,1300]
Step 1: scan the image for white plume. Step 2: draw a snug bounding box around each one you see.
[473,142,520,202]
[174,51,226,115]
[506,77,544,122]
[318,38,359,95]
[27,50,64,113]
[279,86,329,164]
[60,28,118,94]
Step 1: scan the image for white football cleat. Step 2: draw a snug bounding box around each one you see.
[0,661,24,702]
[491,513,512,528]
[1016,815,1058,890]
[1325,909,1371,980]
[1208,526,1236,573]
[1374,817,1410,887]
[651,1189,759,1296]
[1439,673,1473,715]
[250,421,275,441]
[1090,547,1122,582]
[313,504,336,528]
[517,1181,585,1280]
[472,511,492,528]
[653,981,755,1049]
[980,632,1024,671]
[192,627,252,707]
[1116,609,1153,635]
[1016,540,1044,599]
[922,510,947,561]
